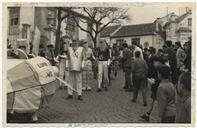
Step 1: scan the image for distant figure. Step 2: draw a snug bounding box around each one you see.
[132,41,144,60]
[45,44,56,66]
[122,43,133,91]
[144,42,149,50]
[175,41,187,78]
[164,40,177,84]
[183,41,191,72]
[157,49,164,58]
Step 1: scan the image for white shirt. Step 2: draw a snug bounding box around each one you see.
[133,46,144,60]
[68,46,84,71]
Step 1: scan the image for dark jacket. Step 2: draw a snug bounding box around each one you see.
[96,48,110,61]
[122,48,133,69]
[164,47,176,68]
[184,49,191,72]
[132,58,148,78]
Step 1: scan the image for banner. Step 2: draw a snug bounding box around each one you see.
[26,57,56,85]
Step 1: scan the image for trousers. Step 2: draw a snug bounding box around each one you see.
[133,76,147,104]
[124,67,132,89]
[82,70,92,88]
[98,61,109,89]
[68,71,82,96]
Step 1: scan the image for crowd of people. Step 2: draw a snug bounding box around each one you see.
[7,36,192,123]
[121,40,191,123]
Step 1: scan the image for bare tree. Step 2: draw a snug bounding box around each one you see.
[54,7,72,56]
[73,7,130,47]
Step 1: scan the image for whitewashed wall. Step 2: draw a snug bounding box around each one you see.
[19,7,35,31]
[111,35,154,47]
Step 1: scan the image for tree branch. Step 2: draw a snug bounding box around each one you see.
[83,7,94,19]
[78,18,96,33]
[60,13,69,22]
[98,20,114,33]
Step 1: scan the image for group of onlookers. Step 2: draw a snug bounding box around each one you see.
[120,40,191,123]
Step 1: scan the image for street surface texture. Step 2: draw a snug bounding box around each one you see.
[37,71,160,123]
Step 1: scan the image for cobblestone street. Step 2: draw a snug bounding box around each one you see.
[37,71,160,123]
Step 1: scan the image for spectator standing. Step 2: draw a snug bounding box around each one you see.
[175,41,187,80]
[82,40,95,91]
[157,66,176,123]
[131,51,148,106]
[96,39,110,92]
[164,40,177,84]
[140,56,165,121]
[45,44,56,66]
[55,51,68,89]
[132,41,144,60]
[122,43,133,91]
[184,41,191,72]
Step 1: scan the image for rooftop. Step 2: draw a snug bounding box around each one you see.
[100,25,120,37]
[111,23,156,38]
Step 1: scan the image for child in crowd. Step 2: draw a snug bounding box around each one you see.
[157,66,176,123]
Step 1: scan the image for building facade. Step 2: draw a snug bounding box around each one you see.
[163,10,192,45]
[7,7,95,54]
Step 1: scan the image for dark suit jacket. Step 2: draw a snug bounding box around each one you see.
[122,48,133,69]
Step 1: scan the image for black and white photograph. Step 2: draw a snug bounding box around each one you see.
[3,2,195,126]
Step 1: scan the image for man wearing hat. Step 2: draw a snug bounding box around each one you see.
[67,38,84,101]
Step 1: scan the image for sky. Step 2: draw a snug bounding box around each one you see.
[121,3,192,25]
[126,7,180,24]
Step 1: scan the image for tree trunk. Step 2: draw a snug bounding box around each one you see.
[93,33,98,48]
[93,38,97,48]
[55,8,62,56]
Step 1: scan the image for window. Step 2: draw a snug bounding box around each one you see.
[131,38,140,45]
[116,39,125,48]
[9,7,20,26]
[9,7,20,35]
[66,15,76,32]
[47,11,56,26]
[188,18,192,26]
